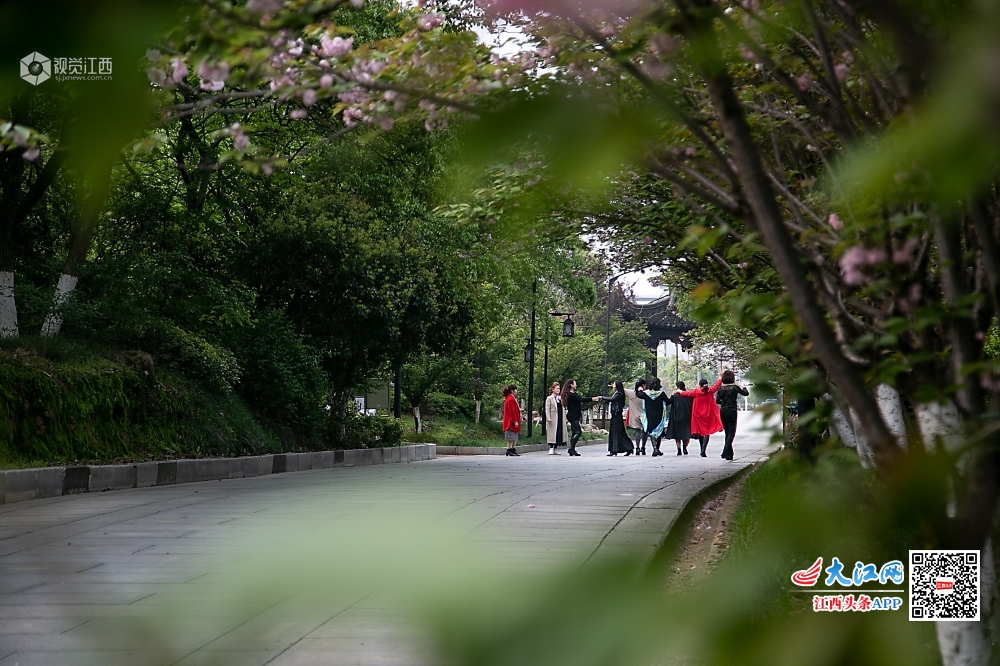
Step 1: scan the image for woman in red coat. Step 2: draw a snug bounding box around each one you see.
[676,373,723,457]
[502,384,522,457]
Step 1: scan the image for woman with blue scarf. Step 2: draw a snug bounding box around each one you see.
[637,377,672,457]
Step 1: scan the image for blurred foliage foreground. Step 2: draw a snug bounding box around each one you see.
[105,445,961,666]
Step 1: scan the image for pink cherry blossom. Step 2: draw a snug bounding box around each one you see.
[303,89,317,106]
[982,374,1000,392]
[834,63,850,82]
[417,13,444,30]
[198,61,230,84]
[379,117,395,130]
[650,34,678,59]
[246,0,284,13]
[796,74,812,91]
[898,283,922,313]
[198,61,229,91]
[892,237,919,264]
[22,147,39,162]
[171,58,188,81]
[839,244,886,286]
[320,74,333,88]
[261,163,274,176]
[827,213,843,230]
[320,36,354,58]
[232,126,250,150]
[290,109,307,119]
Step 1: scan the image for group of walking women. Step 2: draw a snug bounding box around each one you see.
[500,370,749,459]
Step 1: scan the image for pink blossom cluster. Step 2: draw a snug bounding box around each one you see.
[892,237,919,264]
[839,244,886,286]
[318,36,354,58]
[246,0,284,14]
[229,123,250,150]
[146,51,190,89]
[649,33,679,59]
[982,371,1000,392]
[417,13,444,30]
[198,61,230,91]
[897,283,921,314]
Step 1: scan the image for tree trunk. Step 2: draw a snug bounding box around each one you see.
[828,397,859,450]
[916,398,997,665]
[0,271,17,338]
[936,622,991,666]
[40,273,78,337]
[684,2,897,461]
[413,405,422,434]
[40,169,106,338]
[915,400,964,454]
[475,398,482,424]
[876,384,908,449]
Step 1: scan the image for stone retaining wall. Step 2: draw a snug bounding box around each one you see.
[0,444,436,505]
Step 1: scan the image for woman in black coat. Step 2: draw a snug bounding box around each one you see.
[716,370,750,461]
[562,379,591,457]
[665,380,693,455]
[595,380,634,456]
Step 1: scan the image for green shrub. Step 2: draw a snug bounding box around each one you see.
[155,325,241,394]
[338,411,405,448]
[425,391,475,419]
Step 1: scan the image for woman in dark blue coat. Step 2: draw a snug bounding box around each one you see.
[595,380,634,456]
[637,377,672,457]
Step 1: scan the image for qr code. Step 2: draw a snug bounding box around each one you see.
[909,550,980,621]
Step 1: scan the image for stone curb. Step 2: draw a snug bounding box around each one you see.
[436,439,607,456]
[0,444,436,506]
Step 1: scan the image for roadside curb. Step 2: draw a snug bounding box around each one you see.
[582,444,779,575]
[0,444,436,506]
[436,439,607,455]
[642,450,777,577]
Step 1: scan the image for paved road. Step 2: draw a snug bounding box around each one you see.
[0,413,778,666]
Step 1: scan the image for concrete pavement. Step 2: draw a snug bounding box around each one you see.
[0,412,778,665]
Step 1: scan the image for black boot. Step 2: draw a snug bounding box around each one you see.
[699,439,708,457]
[506,449,513,456]
[512,448,520,456]
[682,442,688,455]
[675,445,682,456]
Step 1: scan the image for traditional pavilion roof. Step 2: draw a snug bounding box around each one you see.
[618,294,695,349]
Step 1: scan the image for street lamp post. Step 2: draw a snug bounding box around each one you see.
[602,272,628,426]
[526,280,537,438]
[540,311,575,435]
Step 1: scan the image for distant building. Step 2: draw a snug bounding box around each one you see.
[618,293,695,375]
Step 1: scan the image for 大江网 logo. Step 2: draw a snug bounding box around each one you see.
[20,52,50,85]
[791,556,906,613]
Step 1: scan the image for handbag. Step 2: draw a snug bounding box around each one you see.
[623,407,630,425]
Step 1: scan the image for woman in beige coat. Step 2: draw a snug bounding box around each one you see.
[623,379,648,455]
[544,382,569,456]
